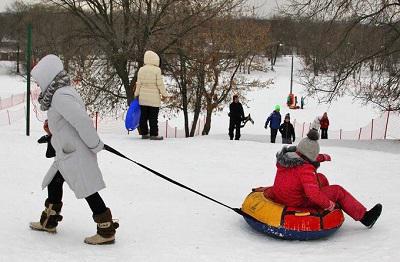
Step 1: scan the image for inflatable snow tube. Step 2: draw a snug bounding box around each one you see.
[125,98,141,131]
[241,191,345,240]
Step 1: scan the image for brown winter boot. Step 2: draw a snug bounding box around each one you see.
[84,208,119,245]
[30,199,63,233]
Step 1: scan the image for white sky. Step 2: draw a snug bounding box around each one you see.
[0,0,287,16]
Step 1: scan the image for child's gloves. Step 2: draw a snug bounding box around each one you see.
[316,153,331,162]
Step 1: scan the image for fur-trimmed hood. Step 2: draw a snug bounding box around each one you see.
[276,146,305,167]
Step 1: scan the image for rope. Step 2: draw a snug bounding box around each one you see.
[103,144,244,216]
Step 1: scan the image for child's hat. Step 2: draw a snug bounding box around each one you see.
[297,128,320,161]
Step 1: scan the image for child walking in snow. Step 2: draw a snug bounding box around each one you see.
[255,128,382,228]
[279,113,295,144]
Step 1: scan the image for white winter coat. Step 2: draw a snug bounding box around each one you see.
[134,51,167,107]
[32,55,105,199]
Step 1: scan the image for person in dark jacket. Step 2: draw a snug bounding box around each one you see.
[265,105,281,143]
[228,95,245,140]
[320,112,330,139]
[279,113,295,144]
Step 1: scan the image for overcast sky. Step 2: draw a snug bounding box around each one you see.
[0,0,286,16]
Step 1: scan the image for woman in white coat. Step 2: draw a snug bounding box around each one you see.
[29,55,118,245]
[134,50,167,140]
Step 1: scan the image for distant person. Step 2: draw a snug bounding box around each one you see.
[265,105,282,143]
[134,50,167,140]
[30,55,118,245]
[320,112,330,139]
[228,94,245,140]
[279,113,295,144]
[294,96,298,107]
[300,96,305,109]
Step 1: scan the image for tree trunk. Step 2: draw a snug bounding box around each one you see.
[178,50,190,137]
[190,68,205,136]
[190,110,201,136]
[16,45,20,74]
[181,82,190,137]
[248,54,255,74]
[202,105,213,135]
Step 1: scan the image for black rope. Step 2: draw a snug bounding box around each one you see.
[104,144,243,216]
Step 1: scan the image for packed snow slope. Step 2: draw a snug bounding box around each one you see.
[0,118,399,261]
[0,61,26,98]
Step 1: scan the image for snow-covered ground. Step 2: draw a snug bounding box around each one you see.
[0,58,399,261]
[0,119,399,261]
[0,61,26,98]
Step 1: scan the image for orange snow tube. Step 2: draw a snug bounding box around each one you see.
[240,191,345,240]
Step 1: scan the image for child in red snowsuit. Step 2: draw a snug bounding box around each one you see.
[255,129,382,228]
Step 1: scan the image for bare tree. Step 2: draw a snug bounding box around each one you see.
[194,18,271,135]
[44,0,245,108]
[282,0,400,111]
[162,16,271,136]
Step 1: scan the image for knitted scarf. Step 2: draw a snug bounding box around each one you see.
[38,70,71,111]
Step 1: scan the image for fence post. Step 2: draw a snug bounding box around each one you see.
[175,127,177,138]
[358,127,362,140]
[11,95,14,106]
[371,119,374,140]
[301,122,305,138]
[384,110,390,139]
[166,120,168,138]
[7,110,11,125]
[340,129,342,140]
[95,112,98,131]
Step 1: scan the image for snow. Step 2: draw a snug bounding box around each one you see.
[0,58,399,261]
[0,61,26,98]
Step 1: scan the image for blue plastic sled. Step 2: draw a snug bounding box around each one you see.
[125,98,141,132]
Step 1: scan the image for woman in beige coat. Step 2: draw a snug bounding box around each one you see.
[134,50,167,140]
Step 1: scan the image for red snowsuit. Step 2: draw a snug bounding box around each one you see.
[268,151,366,221]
